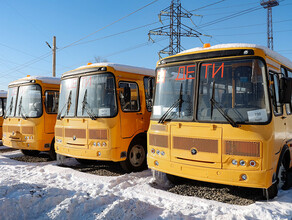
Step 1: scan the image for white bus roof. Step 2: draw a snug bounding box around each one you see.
[179,43,292,70]
[9,76,60,86]
[66,63,155,77]
[0,90,7,98]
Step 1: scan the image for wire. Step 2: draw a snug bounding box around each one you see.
[59,0,159,50]
[197,6,263,29]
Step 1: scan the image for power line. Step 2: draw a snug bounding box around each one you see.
[197,6,263,29]
[60,0,159,50]
[0,1,160,78]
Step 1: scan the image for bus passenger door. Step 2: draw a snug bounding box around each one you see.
[118,81,143,138]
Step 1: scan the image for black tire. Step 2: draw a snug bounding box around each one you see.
[49,140,56,160]
[263,158,289,200]
[21,149,40,156]
[120,138,147,173]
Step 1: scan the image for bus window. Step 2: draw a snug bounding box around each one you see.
[144,77,154,112]
[285,69,292,115]
[45,91,59,114]
[0,99,3,116]
[77,74,117,117]
[15,85,42,118]
[58,78,78,118]
[269,72,283,115]
[119,82,140,112]
[6,87,17,117]
[152,65,195,121]
[197,59,270,123]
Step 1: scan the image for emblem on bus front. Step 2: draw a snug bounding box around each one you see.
[73,135,76,141]
[191,148,197,155]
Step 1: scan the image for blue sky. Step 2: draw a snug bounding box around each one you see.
[0,0,291,91]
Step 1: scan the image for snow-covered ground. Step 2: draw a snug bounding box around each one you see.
[1,147,292,220]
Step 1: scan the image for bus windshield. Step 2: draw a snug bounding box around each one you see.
[152,64,195,121]
[15,85,42,118]
[6,87,18,117]
[197,59,270,124]
[5,85,42,118]
[77,73,117,118]
[58,78,78,118]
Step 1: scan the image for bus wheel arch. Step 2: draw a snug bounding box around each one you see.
[264,145,290,200]
[120,132,147,173]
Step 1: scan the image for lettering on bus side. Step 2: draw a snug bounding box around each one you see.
[175,65,196,81]
[202,63,224,79]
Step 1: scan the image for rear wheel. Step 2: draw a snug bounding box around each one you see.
[120,139,147,172]
[21,149,40,156]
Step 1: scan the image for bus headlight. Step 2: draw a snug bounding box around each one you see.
[232,159,238,165]
[249,160,256,167]
[102,142,106,147]
[239,160,246,166]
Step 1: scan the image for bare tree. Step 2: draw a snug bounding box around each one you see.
[93,56,108,63]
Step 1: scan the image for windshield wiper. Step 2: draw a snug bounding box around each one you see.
[4,97,13,119]
[57,91,72,120]
[158,83,184,124]
[18,97,27,120]
[210,81,239,128]
[82,89,98,120]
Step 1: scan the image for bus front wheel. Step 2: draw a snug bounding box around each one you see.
[120,139,147,172]
[263,158,289,200]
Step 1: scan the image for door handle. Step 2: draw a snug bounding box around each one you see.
[136,112,142,115]
[281,116,287,120]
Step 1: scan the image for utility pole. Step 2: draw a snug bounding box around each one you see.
[148,0,209,58]
[46,36,56,77]
[260,0,279,50]
[52,36,56,77]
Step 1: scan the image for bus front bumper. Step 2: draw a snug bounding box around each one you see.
[148,156,273,189]
[2,138,48,151]
[55,143,123,162]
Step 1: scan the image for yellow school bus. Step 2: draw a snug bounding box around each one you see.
[55,63,155,172]
[148,43,292,199]
[2,76,60,159]
[0,90,7,139]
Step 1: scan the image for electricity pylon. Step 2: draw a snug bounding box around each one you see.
[260,0,279,50]
[148,0,209,58]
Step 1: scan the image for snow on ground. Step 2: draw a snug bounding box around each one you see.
[1,149,292,220]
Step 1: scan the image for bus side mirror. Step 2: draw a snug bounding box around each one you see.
[279,77,292,104]
[147,78,153,99]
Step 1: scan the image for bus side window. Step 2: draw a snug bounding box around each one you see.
[286,69,292,115]
[144,77,154,112]
[269,72,283,116]
[45,91,59,114]
[0,98,3,116]
[119,82,140,112]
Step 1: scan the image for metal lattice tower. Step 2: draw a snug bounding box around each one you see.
[260,0,279,50]
[148,0,205,58]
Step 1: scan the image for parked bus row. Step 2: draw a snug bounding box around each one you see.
[2,43,292,200]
